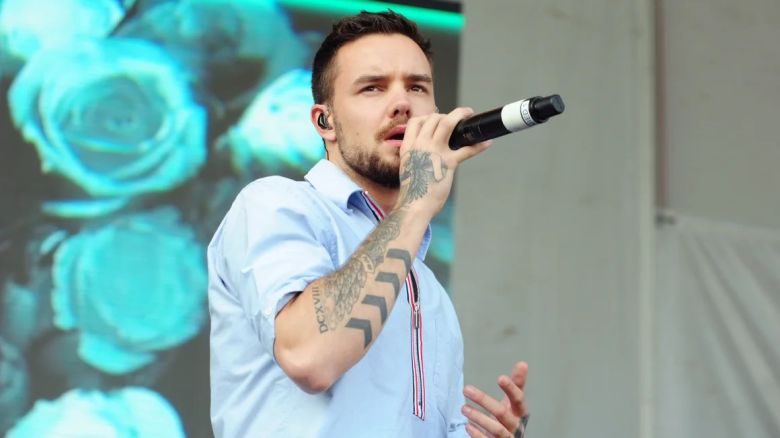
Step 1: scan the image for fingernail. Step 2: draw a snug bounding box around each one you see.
[464,385,476,397]
[461,405,471,415]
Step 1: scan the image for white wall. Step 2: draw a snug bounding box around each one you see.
[452,1,656,437]
[661,0,780,230]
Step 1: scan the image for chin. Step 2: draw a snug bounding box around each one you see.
[384,155,401,170]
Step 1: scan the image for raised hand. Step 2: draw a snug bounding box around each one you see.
[462,361,530,438]
[394,107,492,217]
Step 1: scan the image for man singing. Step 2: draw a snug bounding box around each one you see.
[208,10,530,437]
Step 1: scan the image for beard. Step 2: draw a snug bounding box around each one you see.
[334,118,401,189]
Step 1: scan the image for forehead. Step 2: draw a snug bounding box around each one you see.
[332,33,432,86]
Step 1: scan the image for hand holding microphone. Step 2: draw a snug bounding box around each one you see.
[448,95,565,149]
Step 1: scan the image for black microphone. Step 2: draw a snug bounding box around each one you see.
[448,94,565,149]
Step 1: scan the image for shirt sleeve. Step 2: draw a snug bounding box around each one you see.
[219,179,335,358]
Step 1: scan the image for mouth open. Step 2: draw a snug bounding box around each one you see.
[383,125,406,146]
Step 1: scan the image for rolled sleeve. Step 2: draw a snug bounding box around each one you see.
[221,178,335,358]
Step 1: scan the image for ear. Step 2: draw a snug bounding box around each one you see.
[311,104,336,142]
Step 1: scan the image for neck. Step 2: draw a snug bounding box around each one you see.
[327,157,399,213]
[361,182,399,215]
[344,166,400,214]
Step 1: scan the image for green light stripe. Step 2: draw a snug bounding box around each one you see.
[277,0,464,32]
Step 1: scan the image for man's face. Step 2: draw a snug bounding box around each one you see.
[327,33,436,188]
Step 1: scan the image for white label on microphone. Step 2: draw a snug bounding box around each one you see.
[501,99,537,132]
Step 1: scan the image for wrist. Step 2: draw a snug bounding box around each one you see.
[391,198,438,222]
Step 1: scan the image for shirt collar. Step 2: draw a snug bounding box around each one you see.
[304,159,362,212]
[304,159,432,261]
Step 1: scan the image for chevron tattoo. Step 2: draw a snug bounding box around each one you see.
[312,207,414,348]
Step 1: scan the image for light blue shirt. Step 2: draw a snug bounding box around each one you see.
[208,160,468,437]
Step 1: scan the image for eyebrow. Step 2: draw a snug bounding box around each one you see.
[353,74,433,85]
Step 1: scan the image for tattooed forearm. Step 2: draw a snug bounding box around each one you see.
[399,151,449,205]
[345,318,372,348]
[360,210,403,270]
[312,285,329,333]
[313,209,411,340]
[320,257,366,330]
[362,295,388,324]
[385,249,411,273]
[374,249,411,298]
[374,272,401,298]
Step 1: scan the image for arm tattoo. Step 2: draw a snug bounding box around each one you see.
[312,209,413,348]
[386,249,412,273]
[399,150,449,205]
[361,210,403,271]
[312,285,329,333]
[319,257,367,331]
[345,318,372,348]
[375,272,401,298]
[362,295,388,324]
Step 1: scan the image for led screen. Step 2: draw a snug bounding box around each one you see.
[0,0,461,435]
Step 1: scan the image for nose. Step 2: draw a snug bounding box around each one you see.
[387,89,411,120]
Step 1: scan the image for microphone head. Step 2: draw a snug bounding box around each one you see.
[531,94,565,122]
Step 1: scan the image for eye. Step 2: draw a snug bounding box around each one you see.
[361,85,380,93]
[410,84,429,93]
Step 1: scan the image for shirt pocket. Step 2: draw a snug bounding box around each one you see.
[433,310,464,423]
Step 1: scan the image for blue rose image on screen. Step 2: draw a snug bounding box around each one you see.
[116,0,308,68]
[6,387,185,437]
[50,208,207,374]
[8,38,207,217]
[0,337,28,433]
[0,0,136,59]
[224,68,324,173]
[0,1,463,436]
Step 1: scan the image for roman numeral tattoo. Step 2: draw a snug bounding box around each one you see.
[311,209,414,349]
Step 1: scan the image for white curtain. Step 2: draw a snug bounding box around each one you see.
[655,214,780,437]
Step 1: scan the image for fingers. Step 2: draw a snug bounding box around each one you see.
[416,113,444,142]
[431,107,473,143]
[464,385,515,436]
[498,375,528,418]
[434,107,489,162]
[452,138,493,162]
[508,362,530,420]
[465,422,490,438]
[512,361,529,390]
[462,362,530,438]
[462,404,511,438]
[400,116,425,151]
[402,107,474,155]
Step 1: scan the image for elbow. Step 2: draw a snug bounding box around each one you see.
[293,372,334,395]
[275,344,335,394]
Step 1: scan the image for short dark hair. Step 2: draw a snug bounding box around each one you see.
[311,10,433,105]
